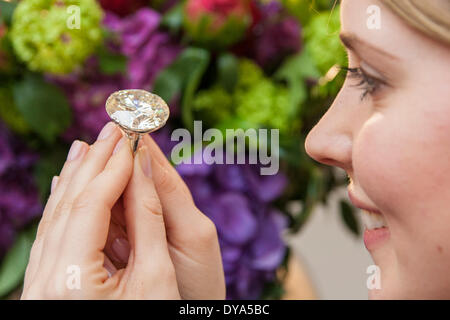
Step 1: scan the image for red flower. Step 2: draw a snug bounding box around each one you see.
[98,0,149,17]
[184,0,252,47]
[186,0,251,30]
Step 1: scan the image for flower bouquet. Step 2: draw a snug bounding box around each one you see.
[0,0,357,299]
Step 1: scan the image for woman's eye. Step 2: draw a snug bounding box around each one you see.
[343,67,385,100]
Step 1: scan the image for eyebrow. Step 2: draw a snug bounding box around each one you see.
[339,32,399,60]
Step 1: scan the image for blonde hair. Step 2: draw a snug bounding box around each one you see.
[379,0,450,45]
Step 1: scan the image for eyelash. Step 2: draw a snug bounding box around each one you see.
[341,66,384,100]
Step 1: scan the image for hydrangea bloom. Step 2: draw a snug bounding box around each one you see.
[0,122,42,260]
[303,8,346,75]
[176,151,288,299]
[11,0,103,74]
[193,59,292,132]
[234,60,291,132]
[49,57,123,142]
[105,8,182,90]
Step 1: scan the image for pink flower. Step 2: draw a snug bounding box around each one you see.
[187,0,249,29]
[184,0,252,47]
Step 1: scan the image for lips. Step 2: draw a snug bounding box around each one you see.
[347,189,390,250]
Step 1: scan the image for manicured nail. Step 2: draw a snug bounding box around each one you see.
[103,256,116,278]
[50,176,59,194]
[113,137,126,155]
[138,146,152,178]
[112,238,130,263]
[67,140,84,161]
[97,122,116,140]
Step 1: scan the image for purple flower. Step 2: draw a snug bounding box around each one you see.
[0,122,42,260]
[234,1,301,69]
[105,9,182,90]
[176,150,288,299]
[49,58,123,143]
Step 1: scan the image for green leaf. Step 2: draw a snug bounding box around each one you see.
[0,223,37,298]
[339,200,360,237]
[217,53,238,92]
[153,47,210,131]
[161,2,184,33]
[0,85,30,134]
[34,145,67,202]
[0,1,17,26]
[13,73,72,143]
[275,50,321,112]
[97,47,127,75]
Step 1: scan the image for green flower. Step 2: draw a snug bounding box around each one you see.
[10,0,103,74]
[304,7,346,75]
[192,85,234,125]
[303,7,346,96]
[282,0,337,24]
[193,59,294,133]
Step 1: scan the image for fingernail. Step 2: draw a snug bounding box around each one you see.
[138,146,152,178]
[103,256,116,278]
[112,238,130,263]
[97,122,116,140]
[67,140,84,161]
[113,137,126,155]
[51,176,59,194]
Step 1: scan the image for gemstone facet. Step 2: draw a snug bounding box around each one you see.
[105,89,170,133]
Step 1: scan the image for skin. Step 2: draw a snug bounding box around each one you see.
[305,0,450,299]
[22,122,225,299]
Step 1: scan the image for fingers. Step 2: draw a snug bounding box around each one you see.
[104,219,129,267]
[59,122,122,207]
[142,135,224,299]
[51,176,59,193]
[24,140,89,290]
[123,146,173,271]
[34,125,122,277]
[37,141,90,239]
[62,136,134,259]
[142,135,214,241]
[103,255,118,278]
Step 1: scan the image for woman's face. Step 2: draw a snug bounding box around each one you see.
[305,0,450,299]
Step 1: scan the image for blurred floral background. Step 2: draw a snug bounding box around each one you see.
[0,0,359,299]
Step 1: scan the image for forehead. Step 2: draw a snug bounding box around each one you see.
[340,0,415,56]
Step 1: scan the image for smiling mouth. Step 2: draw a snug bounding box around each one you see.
[361,210,387,230]
[347,189,390,250]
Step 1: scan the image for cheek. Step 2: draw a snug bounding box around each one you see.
[353,109,450,222]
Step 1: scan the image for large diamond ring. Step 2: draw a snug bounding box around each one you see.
[105,89,170,153]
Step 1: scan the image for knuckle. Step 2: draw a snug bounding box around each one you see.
[71,195,90,213]
[141,195,163,216]
[71,193,102,214]
[157,168,178,195]
[53,199,74,220]
[35,218,50,240]
[192,213,218,243]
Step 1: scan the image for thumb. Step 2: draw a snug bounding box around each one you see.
[123,146,172,270]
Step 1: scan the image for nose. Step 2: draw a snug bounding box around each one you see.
[305,102,353,171]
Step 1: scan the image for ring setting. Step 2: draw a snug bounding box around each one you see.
[105,89,170,153]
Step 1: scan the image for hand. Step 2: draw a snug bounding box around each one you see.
[104,134,226,300]
[21,122,224,299]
